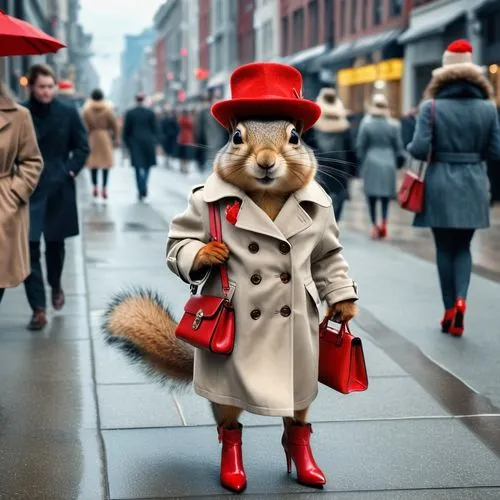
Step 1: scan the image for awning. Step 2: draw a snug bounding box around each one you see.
[287,44,327,69]
[207,71,229,89]
[398,2,466,45]
[321,29,402,68]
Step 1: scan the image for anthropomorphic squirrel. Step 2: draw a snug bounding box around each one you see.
[103,63,358,493]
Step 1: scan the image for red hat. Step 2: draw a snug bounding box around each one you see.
[58,79,73,90]
[442,39,473,66]
[211,63,321,131]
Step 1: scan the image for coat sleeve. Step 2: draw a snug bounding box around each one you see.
[485,104,500,161]
[11,109,43,203]
[311,208,358,306]
[407,100,433,160]
[122,111,131,148]
[391,123,406,168]
[166,187,211,285]
[67,107,90,176]
[355,118,368,165]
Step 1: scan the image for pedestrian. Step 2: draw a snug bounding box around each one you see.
[408,39,500,336]
[160,105,179,169]
[57,79,77,107]
[82,88,119,200]
[195,91,229,173]
[313,88,357,221]
[356,93,406,239]
[0,83,44,305]
[486,102,500,205]
[177,107,195,175]
[22,64,89,330]
[122,92,158,201]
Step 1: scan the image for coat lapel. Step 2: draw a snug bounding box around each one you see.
[0,111,11,132]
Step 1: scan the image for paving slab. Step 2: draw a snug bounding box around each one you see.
[103,419,500,499]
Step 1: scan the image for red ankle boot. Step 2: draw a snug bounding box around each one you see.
[449,298,466,337]
[371,226,380,240]
[282,422,326,488]
[101,187,108,200]
[217,425,247,493]
[440,308,455,333]
[379,220,388,239]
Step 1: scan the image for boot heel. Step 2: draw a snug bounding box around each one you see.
[284,448,292,474]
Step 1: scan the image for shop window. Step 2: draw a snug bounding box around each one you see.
[308,0,319,46]
[340,0,346,38]
[373,0,383,25]
[351,0,358,34]
[390,0,403,17]
[281,17,289,56]
[293,8,304,52]
[485,14,500,44]
[361,0,369,31]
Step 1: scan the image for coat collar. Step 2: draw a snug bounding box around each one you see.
[202,173,331,241]
[0,98,16,132]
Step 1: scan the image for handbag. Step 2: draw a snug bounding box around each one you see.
[397,100,436,213]
[175,203,235,355]
[318,319,368,394]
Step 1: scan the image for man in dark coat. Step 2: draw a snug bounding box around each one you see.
[22,64,89,330]
[123,92,158,200]
[160,106,179,168]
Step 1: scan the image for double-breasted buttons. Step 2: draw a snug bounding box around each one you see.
[280,272,291,284]
[279,241,290,254]
[248,242,259,254]
[250,309,261,320]
[250,273,262,285]
[280,306,291,317]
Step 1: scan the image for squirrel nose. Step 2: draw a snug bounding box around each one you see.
[257,161,275,170]
[256,150,276,170]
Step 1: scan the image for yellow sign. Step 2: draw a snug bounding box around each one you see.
[338,59,404,87]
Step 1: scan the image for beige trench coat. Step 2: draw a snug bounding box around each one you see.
[167,173,358,417]
[0,96,43,288]
[82,100,119,168]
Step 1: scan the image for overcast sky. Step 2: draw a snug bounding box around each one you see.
[79,0,163,95]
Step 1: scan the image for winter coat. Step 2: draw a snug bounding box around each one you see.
[160,113,179,156]
[123,105,158,168]
[356,109,405,198]
[23,97,89,242]
[409,64,500,229]
[82,99,119,168]
[177,115,195,145]
[166,173,358,416]
[313,90,357,202]
[0,97,43,288]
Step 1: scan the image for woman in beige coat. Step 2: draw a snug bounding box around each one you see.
[0,86,44,303]
[82,89,119,200]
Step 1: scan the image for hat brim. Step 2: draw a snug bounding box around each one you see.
[211,98,322,131]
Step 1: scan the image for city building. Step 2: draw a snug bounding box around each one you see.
[322,0,409,117]
[198,0,211,88]
[279,0,335,100]
[254,0,280,62]
[207,0,238,98]
[238,0,256,66]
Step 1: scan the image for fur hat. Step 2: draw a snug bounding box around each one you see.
[442,39,473,67]
[372,93,388,108]
[314,88,350,133]
[211,62,321,131]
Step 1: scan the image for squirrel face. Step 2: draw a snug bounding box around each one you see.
[214,120,317,195]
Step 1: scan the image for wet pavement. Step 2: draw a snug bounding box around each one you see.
[0,158,499,499]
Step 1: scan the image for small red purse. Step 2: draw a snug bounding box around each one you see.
[175,203,235,355]
[398,100,436,213]
[318,320,368,394]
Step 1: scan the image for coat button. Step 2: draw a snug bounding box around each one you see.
[248,242,259,253]
[280,272,291,284]
[279,242,290,254]
[250,273,262,285]
[280,306,291,317]
[250,309,261,320]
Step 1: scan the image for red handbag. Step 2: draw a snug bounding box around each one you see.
[175,203,235,355]
[398,100,436,213]
[318,320,368,394]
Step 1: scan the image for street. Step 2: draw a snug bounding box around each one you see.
[0,159,499,499]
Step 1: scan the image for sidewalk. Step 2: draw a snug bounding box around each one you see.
[0,162,499,499]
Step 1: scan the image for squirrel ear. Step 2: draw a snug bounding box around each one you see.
[227,119,238,134]
[294,121,304,136]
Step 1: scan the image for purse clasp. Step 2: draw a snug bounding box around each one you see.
[192,309,204,330]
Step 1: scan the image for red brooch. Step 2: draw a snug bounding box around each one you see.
[225,201,241,225]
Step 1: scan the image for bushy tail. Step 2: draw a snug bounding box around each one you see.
[102,288,193,388]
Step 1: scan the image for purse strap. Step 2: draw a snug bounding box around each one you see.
[418,99,436,178]
[208,203,231,298]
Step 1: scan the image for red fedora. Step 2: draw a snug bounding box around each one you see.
[211,63,321,131]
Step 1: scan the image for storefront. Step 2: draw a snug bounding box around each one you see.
[337,58,404,117]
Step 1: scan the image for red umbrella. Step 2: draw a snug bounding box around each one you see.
[0,10,66,56]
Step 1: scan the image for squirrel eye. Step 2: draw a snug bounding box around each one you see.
[289,129,299,145]
[232,130,243,145]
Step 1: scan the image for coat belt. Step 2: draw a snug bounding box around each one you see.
[434,152,482,163]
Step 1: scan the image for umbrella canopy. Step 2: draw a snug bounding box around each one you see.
[0,10,66,56]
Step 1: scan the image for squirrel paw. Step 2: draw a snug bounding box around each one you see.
[192,242,230,270]
[325,300,358,323]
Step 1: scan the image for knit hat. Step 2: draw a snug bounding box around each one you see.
[58,79,75,96]
[442,39,473,67]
